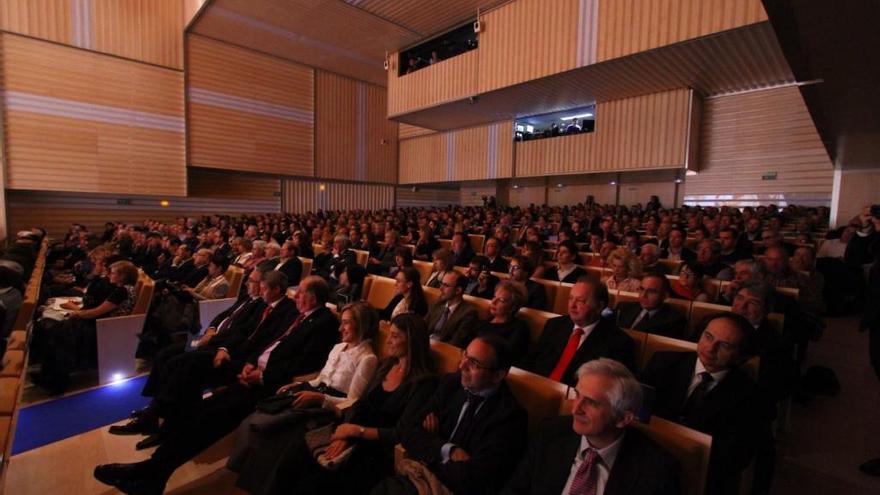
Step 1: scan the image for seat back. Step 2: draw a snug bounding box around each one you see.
[658,259,681,275]
[224,266,244,298]
[423,286,441,307]
[775,286,799,302]
[299,257,313,278]
[438,238,453,251]
[132,278,155,316]
[642,333,696,370]
[551,282,571,315]
[313,243,325,256]
[365,276,397,310]
[702,278,721,302]
[468,234,485,254]
[687,302,731,336]
[506,367,569,433]
[632,416,712,495]
[622,329,649,373]
[96,314,148,384]
[430,340,461,373]
[614,290,639,309]
[665,298,693,339]
[412,260,434,285]
[353,249,370,267]
[198,297,237,333]
[462,294,491,320]
[517,307,558,345]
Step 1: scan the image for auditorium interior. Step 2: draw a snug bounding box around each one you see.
[0,0,878,494]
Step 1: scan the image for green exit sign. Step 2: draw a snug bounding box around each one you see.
[762,172,777,180]
[116,198,132,205]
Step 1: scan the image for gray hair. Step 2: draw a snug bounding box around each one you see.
[575,358,643,421]
[736,280,775,315]
[734,259,765,278]
[334,234,351,249]
[640,243,659,256]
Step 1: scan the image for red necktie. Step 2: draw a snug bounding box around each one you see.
[568,448,598,495]
[258,305,272,326]
[548,327,584,382]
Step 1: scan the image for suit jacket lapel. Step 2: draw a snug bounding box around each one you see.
[605,432,641,495]
[547,430,582,494]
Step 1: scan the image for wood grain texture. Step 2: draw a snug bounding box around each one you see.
[396,186,461,208]
[388,49,478,117]
[516,89,692,177]
[398,121,513,184]
[282,179,394,213]
[596,0,768,62]
[477,0,581,93]
[187,168,280,201]
[0,0,184,68]
[399,123,436,139]
[315,71,397,183]
[343,0,505,37]
[2,34,185,196]
[186,35,314,176]
[683,86,833,206]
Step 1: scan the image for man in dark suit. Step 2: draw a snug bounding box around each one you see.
[509,255,547,310]
[639,244,670,276]
[661,226,695,263]
[483,237,510,273]
[524,276,635,385]
[641,312,764,495]
[505,358,680,495]
[451,231,475,267]
[616,274,687,338]
[426,271,480,347]
[375,335,528,495]
[316,235,356,286]
[95,276,340,494]
[271,241,303,287]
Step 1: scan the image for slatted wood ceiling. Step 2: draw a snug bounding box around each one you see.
[596,0,768,62]
[398,121,513,184]
[1,33,186,196]
[683,86,833,206]
[186,35,314,177]
[0,0,185,69]
[399,123,436,140]
[516,89,693,177]
[343,0,504,38]
[315,71,397,184]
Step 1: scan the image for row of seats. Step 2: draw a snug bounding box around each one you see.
[0,238,48,485]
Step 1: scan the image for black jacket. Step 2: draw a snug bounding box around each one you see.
[615,302,687,339]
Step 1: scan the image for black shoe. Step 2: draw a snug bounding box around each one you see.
[129,404,155,419]
[860,458,880,476]
[93,463,167,495]
[108,415,159,436]
[136,433,164,450]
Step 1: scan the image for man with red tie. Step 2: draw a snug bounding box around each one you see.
[504,359,680,495]
[95,275,340,494]
[524,276,635,385]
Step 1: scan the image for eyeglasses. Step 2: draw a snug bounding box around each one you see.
[460,350,495,370]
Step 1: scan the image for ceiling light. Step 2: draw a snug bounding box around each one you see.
[610,181,617,186]
[674,178,683,183]
[686,170,698,176]
[556,183,564,188]
[560,113,594,121]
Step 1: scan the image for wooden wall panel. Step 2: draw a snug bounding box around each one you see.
[187,168,280,203]
[2,34,186,196]
[6,190,279,236]
[399,121,512,184]
[184,0,207,27]
[477,0,595,94]
[683,86,833,206]
[516,89,692,177]
[388,49,478,117]
[597,0,768,62]
[187,35,314,176]
[282,179,394,213]
[396,186,461,208]
[399,123,436,139]
[315,71,397,184]
[0,0,184,69]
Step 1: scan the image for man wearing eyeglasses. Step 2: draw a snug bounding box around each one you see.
[641,312,764,495]
[505,359,680,495]
[425,271,479,347]
[376,335,528,495]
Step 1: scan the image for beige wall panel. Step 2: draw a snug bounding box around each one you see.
[184,0,207,27]
[0,0,71,45]
[547,184,616,206]
[3,34,182,115]
[399,134,445,184]
[516,89,691,177]
[6,190,279,236]
[315,71,397,183]
[283,180,318,214]
[508,186,547,208]
[5,113,185,195]
[683,86,833,206]
[831,169,880,228]
[187,168,280,201]
[597,0,768,62]
[618,181,676,207]
[91,0,184,69]
[399,123,436,139]
[187,36,314,176]
[282,179,394,213]
[477,0,581,93]
[460,183,498,207]
[0,0,183,68]
[396,187,461,208]
[388,49,478,116]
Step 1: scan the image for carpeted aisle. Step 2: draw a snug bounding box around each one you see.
[12,375,150,455]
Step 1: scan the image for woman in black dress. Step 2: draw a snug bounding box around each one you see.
[475,279,531,364]
[380,267,428,321]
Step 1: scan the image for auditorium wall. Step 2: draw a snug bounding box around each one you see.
[396,187,461,208]
[282,179,395,214]
[683,86,834,207]
[830,168,880,228]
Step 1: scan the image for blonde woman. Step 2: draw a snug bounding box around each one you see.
[605,248,643,292]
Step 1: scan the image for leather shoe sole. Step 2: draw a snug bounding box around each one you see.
[136,433,164,450]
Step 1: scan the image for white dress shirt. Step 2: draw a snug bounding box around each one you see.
[562,432,626,495]
[310,340,378,407]
[688,359,730,396]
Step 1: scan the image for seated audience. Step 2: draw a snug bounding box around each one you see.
[616,274,687,338]
[543,240,587,283]
[694,239,726,279]
[605,248,642,292]
[639,243,669,276]
[505,359,681,495]
[271,241,303,287]
[508,255,547,311]
[669,261,710,302]
[463,255,499,299]
[387,246,414,278]
[425,248,454,288]
[476,280,530,364]
[184,254,230,301]
[414,226,441,262]
[450,231,475,267]
[521,240,548,279]
[661,226,695,262]
[483,236,510,273]
[525,276,635,384]
[425,271,479,347]
[381,267,428,321]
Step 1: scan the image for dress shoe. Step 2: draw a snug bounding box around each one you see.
[135,433,164,450]
[129,404,155,419]
[94,463,166,495]
[108,415,159,436]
